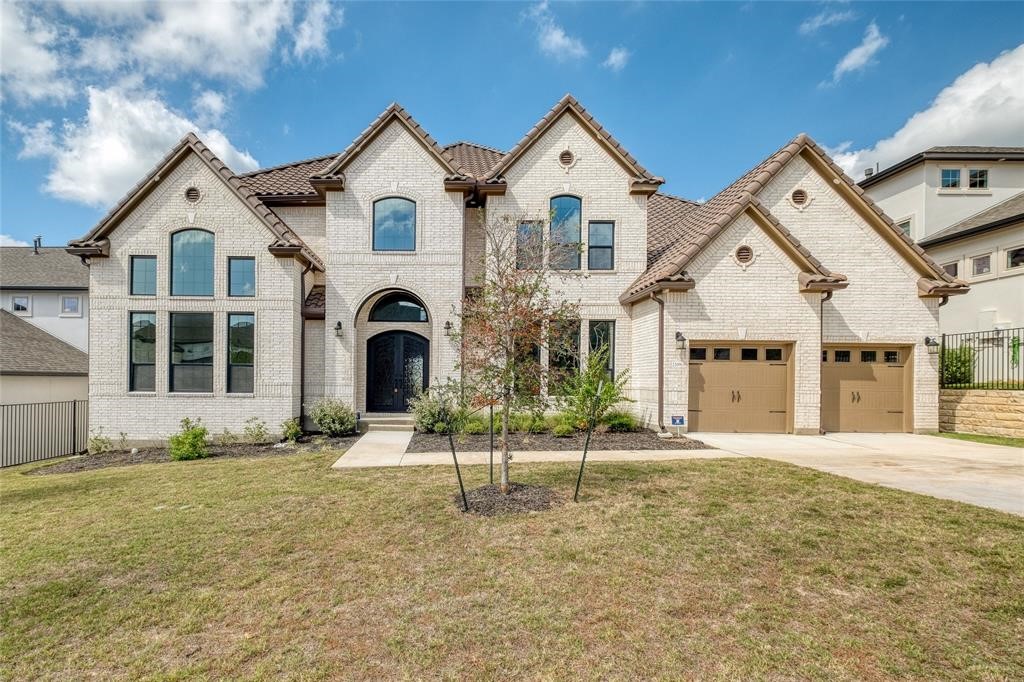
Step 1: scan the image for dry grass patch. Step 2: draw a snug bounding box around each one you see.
[2,452,1022,680]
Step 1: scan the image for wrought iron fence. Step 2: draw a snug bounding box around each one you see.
[940,328,1024,390]
[1,400,88,467]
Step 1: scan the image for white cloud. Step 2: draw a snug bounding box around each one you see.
[526,1,587,61]
[828,44,1024,178]
[293,0,343,60]
[194,90,227,126]
[602,47,631,72]
[75,35,128,72]
[0,3,75,104]
[0,234,32,247]
[828,22,889,85]
[11,85,258,206]
[799,9,856,36]
[8,120,60,158]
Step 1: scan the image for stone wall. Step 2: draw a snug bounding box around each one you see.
[939,389,1024,438]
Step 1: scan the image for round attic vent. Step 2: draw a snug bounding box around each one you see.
[558,149,575,167]
[184,187,201,203]
[735,245,754,264]
[791,188,808,205]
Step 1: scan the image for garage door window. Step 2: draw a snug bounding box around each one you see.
[885,350,900,363]
[741,348,758,361]
[766,348,783,361]
[861,350,877,363]
[713,348,730,361]
[834,350,851,363]
[690,347,706,361]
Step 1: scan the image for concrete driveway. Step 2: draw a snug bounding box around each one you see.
[695,433,1024,516]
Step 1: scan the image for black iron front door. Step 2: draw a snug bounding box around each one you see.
[366,331,428,412]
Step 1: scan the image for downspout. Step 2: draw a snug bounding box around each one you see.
[299,262,314,428]
[938,295,949,307]
[819,290,833,434]
[650,290,666,432]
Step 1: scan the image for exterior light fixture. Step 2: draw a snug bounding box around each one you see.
[334,321,343,338]
[444,320,453,336]
[675,331,686,349]
[924,336,940,355]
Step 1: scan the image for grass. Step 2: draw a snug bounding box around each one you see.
[935,431,1024,449]
[2,452,1023,680]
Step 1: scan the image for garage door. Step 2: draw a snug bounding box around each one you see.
[821,347,908,432]
[687,344,790,432]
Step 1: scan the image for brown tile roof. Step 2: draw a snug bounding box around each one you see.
[647,193,700,266]
[920,191,1024,247]
[303,285,325,319]
[0,309,88,375]
[443,141,505,179]
[625,132,963,302]
[486,94,663,186]
[238,153,337,198]
[0,247,89,289]
[68,133,324,271]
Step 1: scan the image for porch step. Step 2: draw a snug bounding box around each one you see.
[358,416,415,433]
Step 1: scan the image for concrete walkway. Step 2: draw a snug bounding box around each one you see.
[332,431,1022,516]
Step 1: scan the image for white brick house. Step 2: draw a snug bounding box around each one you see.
[68,95,968,442]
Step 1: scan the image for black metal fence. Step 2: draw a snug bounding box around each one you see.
[940,328,1024,390]
[1,400,88,468]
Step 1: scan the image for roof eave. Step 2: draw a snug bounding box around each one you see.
[629,178,665,196]
[919,212,1024,247]
[618,278,695,305]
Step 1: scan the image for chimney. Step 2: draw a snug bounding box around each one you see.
[864,168,874,178]
[33,236,42,254]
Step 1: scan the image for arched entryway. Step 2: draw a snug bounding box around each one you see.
[366,331,429,412]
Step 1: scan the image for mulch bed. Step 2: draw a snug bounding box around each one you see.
[456,482,561,516]
[26,435,362,476]
[409,429,708,453]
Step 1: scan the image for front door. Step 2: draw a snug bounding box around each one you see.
[366,331,429,412]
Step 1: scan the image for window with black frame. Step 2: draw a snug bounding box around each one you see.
[131,256,156,296]
[227,313,255,393]
[373,197,416,251]
[588,320,615,376]
[129,312,156,392]
[550,195,581,270]
[170,312,214,392]
[549,319,581,393]
[170,230,214,296]
[228,257,255,297]
[587,221,614,270]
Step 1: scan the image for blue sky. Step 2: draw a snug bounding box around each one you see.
[2,1,1023,246]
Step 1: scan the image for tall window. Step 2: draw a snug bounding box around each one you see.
[170,230,214,296]
[550,195,581,270]
[228,257,255,297]
[228,313,255,393]
[170,313,214,392]
[516,221,543,270]
[588,221,614,270]
[131,255,157,296]
[549,319,581,393]
[373,197,416,251]
[129,312,156,392]
[589,320,615,377]
[941,169,960,189]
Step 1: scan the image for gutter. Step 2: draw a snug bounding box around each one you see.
[818,290,833,434]
[649,290,666,432]
[918,212,1024,248]
[299,262,314,429]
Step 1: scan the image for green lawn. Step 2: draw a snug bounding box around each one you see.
[2,451,1023,680]
[935,431,1024,449]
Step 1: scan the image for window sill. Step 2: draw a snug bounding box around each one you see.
[11,311,32,317]
[225,393,255,398]
[586,269,617,274]
[167,392,215,397]
[127,391,157,396]
[372,250,417,255]
[936,189,992,196]
[59,313,83,318]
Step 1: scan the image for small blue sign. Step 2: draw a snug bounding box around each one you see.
[671,415,685,426]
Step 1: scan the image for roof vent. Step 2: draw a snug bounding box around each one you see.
[184,187,201,203]
[735,245,754,264]
[864,168,874,178]
[558,149,575,168]
[791,189,808,205]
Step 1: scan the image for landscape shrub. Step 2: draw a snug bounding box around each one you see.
[88,429,112,455]
[601,409,641,432]
[409,381,465,433]
[462,416,488,435]
[217,429,238,446]
[309,399,358,436]
[941,346,975,386]
[243,417,270,444]
[281,417,302,443]
[561,345,631,428]
[169,417,209,461]
[552,421,575,438]
[509,411,545,433]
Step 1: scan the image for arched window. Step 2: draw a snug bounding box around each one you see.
[550,195,581,270]
[369,292,428,322]
[373,197,416,251]
[170,229,214,296]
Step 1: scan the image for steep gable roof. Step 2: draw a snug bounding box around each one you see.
[624,133,967,304]
[0,310,88,376]
[0,247,89,289]
[67,133,324,271]
[239,153,338,199]
[485,94,664,193]
[919,191,1024,247]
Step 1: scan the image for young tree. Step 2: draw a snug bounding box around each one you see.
[457,208,582,494]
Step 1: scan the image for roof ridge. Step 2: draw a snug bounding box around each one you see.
[238,152,340,177]
[653,191,700,206]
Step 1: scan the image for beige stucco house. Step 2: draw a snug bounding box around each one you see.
[67,95,968,442]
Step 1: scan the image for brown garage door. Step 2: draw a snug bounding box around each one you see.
[687,344,790,433]
[821,347,909,432]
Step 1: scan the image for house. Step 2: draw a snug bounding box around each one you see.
[0,310,88,404]
[67,95,967,442]
[1,240,90,351]
[859,147,1024,333]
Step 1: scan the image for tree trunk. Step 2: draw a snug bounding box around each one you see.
[500,397,511,494]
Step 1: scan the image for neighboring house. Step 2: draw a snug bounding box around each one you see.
[1,242,90,351]
[859,147,1024,333]
[0,309,89,404]
[67,95,966,442]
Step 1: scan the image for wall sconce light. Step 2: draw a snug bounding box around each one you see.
[675,331,686,350]
[334,321,343,338]
[443,320,453,336]
[924,336,940,355]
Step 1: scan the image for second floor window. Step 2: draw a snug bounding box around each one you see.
[228,257,256,297]
[550,195,581,270]
[131,255,157,296]
[516,221,543,270]
[969,169,988,189]
[588,221,614,270]
[373,197,416,251]
[171,230,214,296]
[941,169,960,189]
